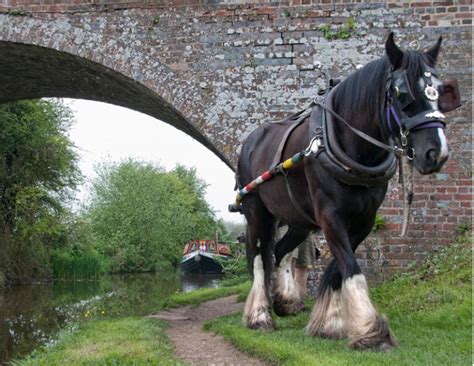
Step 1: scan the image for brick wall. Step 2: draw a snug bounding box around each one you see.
[0,0,471,280]
[0,0,473,28]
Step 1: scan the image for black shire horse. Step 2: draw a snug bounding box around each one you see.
[236,33,460,351]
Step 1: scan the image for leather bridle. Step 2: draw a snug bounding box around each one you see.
[384,64,448,160]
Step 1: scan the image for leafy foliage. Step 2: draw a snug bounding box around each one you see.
[222,220,246,242]
[372,214,387,232]
[216,243,249,282]
[86,160,224,272]
[319,17,356,41]
[0,100,81,283]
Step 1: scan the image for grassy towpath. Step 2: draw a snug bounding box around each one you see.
[12,282,251,366]
[151,295,268,365]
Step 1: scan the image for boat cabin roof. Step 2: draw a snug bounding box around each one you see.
[182,240,231,256]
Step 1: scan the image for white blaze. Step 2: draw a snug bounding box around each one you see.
[437,128,449,161]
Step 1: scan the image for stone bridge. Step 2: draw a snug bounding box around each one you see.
[0,0,471,277]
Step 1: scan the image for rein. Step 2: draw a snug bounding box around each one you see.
[315,102,403,157]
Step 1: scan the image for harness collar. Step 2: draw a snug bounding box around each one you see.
[308,84,398,187]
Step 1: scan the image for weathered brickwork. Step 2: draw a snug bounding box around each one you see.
[0,0,471,279]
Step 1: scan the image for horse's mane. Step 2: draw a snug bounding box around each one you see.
[332,51,431,131]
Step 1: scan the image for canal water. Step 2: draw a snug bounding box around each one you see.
[0,272,222,365]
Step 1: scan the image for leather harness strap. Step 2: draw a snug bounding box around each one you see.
[317,102,401,156]
[271,107,313,167]
[268,107,318,225]
[282,170,318,226]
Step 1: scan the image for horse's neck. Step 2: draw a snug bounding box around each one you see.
[333,84,389,166]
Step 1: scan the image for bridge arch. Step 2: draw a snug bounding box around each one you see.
[0,15,234,169]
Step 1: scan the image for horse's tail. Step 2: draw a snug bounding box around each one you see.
[235,125,276,277]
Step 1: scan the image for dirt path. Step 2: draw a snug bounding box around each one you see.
[150,295,270,366]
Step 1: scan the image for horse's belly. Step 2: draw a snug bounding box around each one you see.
[257,174,318,229]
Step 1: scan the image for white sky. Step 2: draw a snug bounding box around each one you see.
[66,99,244,224]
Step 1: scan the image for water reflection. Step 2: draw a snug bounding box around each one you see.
[0,271,223,365]
[181,273,222,293]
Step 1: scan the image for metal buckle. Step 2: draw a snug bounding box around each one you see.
[394,146,404,157]
[400,129,409,147]
[304,136,321,157]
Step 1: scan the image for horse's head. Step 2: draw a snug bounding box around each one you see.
[385,33,461,174]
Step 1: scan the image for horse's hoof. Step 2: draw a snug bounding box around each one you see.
[314,329,347,340]
[247,318,275,331]
[273,295,303,317]
[305,322,347,340]
[350,336,398,352]
[349,315,398,351]
[244,307,275,331]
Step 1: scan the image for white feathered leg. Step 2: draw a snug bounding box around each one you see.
[272,253,303,316]
[243,254,274,330]
[342,274,398,350]
[306,286,346,339]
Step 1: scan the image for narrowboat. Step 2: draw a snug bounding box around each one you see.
[180,240,232,274]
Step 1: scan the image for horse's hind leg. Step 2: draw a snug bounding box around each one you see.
[272,226,310,316]
[242,197,275,330]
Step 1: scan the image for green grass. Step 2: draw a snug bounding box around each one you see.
[12,317,185,366]
[51,250,109,281]
[159,281,250,309]
[205,234,472,366]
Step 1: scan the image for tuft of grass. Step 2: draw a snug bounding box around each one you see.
[205,234,471,365]
[8,8,28,16]
[51,250,109,281]
[159,281,250,309]
[12,317,185,366]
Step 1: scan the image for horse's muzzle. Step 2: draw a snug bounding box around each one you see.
[415,148,449,174]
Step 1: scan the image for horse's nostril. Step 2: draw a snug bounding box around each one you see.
[426,149,438,163]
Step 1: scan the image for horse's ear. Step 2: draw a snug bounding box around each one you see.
[425,36,442,65]
[385,32,403,69]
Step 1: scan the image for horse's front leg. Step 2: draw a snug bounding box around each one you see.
[306,212,397,350]
[272,227,310,316]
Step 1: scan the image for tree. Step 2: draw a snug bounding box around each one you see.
[0,99,81,284]
[222,220,246,242]
[87,160,224,272]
